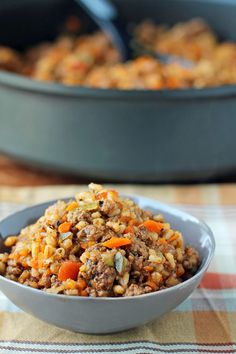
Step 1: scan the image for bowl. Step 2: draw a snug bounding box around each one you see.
[0,0,236,183]
[0,195,215,334]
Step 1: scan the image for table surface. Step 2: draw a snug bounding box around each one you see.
[0,155,84,186]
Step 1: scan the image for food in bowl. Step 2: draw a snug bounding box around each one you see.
[0,18,236,90]
[0,184,199,297]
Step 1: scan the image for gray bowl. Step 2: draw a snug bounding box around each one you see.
[0,196,215,334]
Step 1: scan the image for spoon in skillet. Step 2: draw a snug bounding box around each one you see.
[75,0,194,67]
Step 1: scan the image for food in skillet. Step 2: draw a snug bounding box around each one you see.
[0,184,200,297]
[1,18,236,90]
[1,17,236,90]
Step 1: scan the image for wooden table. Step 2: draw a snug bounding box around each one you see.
[0,155,84,186]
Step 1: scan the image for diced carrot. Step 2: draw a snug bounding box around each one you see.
[80,242,88,250]
[129,219,139,226]
[38,260,44,269]
[96,191,108,200]
[77,278,87,290]
[58,222,72,233]
[124,219,139,234]
[166,76,181,89]
[97,190,119,200]
[108,190,119,199]
[31,259,38,269]
[144,266,154,272]
[124,225,134,234]
[19,249,28,257]
[157,238,167,245]
[61,215,67,223]
[80,290,88,297]
[146,280,157,290]
[102,237,132,248]
[120,216,130,223]
[80,241,95,250]
[150,80,163,90]
[169,234,179,243]
[21,261,28,268]
[36,235,42,242]
[176,266,185,277]
[142,220,163,233]
[46,269,51,276]
[70,61,88,71]
[191,44,201,60]
[66,201,78,212]
[116,201,123,209]
[58,261,81,281]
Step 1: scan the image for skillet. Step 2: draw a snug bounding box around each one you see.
[0,0,236,183]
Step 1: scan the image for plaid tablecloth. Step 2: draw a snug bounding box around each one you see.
[0,184,235,354]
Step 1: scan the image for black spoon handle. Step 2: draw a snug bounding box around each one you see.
[76,0,132,61]
[75,0,194,67]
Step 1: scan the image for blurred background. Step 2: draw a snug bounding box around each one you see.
[0,0,236,187]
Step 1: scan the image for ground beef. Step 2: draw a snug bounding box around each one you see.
[6,265,22,277]
[0,47,22,72]
[183,246,199,271]
[129,238,149,259]
[100,199,121,217]
[125,284,152,297]
[83,254,116,296]
[77,225,104,242]
[67,210,91,224]
[136,226,156,247]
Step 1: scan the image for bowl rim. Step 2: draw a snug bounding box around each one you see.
[0,195,216,302]
[0,71,236,100]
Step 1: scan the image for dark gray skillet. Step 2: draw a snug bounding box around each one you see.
[0,0,236,183]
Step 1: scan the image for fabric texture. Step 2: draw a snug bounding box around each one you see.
[0,184,235,354]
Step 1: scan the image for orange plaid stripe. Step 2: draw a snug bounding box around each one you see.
[200,273,236,290]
